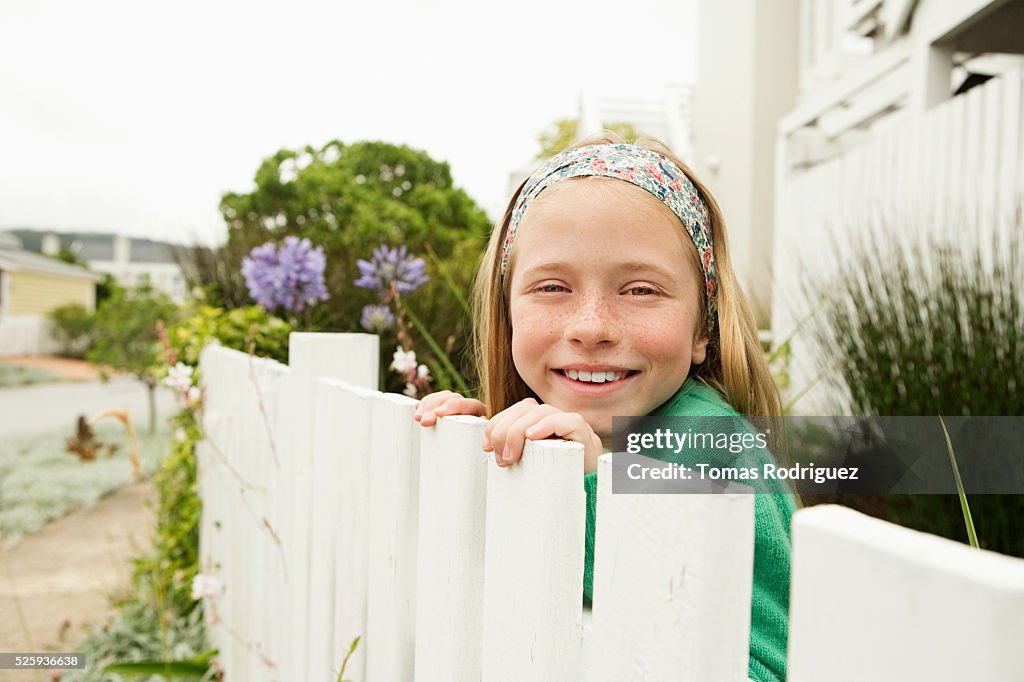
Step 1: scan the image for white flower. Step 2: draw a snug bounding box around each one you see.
[403,382,418,397]
[390,348,417,374]
[163,362,194,393]
[174,428,187,442]
[416,364,430,379]
[190,573,223,601]
[186,386,202,406]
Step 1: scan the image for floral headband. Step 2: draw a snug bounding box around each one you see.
[500,143,718,328]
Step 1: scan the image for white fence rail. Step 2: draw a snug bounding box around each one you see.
[198,333,1024,681]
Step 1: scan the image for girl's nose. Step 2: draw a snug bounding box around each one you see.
[564,294,621,346]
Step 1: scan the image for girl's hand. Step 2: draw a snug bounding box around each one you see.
[484,398,603,474]
[414,390,487,427]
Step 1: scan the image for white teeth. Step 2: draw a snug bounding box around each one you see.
[562,370,628,383]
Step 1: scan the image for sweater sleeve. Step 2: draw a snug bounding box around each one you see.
[583,469,599,603]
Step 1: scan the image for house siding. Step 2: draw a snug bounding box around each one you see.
[6,270,94,316]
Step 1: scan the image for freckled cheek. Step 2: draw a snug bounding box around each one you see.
[628,318,693,363]
[511,305,561,342]
[510,307,561,371]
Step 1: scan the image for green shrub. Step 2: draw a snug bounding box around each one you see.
[167,303,292,366]
[806,226,1023,556]
[50,303,95,358]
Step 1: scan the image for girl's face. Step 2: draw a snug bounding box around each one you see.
[508,179,709,441]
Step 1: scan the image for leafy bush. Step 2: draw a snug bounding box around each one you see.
[50,303,95,358]
[166,304,291,367]
[130,409,202,619]
[806,226,1023,556]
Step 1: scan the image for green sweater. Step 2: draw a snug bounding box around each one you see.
[582,379,795,682]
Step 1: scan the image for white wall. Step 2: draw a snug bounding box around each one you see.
[0,315,60,356]
[693,0,799,325]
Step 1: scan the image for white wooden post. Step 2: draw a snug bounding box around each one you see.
[788,505,1024,682]
[249,357,290,678]
[306,378,350,680]
[590,454,755,682]
[329,380,377,681]
[198,346,246,675]
[481,438,586,682]
[365,392,421,681]
[414,415,490,682]
[199,346,291,680]
[277,333,377,680]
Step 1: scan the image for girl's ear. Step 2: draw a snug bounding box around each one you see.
[691,331,710,366]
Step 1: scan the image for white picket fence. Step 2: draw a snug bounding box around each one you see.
[197,333,1024,682]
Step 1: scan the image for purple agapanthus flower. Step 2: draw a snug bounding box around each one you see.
[242,236,329,313]
[354,244,429,295]
[360,304,395,334]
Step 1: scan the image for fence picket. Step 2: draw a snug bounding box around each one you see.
[414,415,490,682]
[365,392,422,681]
[330,380,378,680]
[788,505,1024,681]
[481,439,586,682]
[590,455,755,682]
[306,379,346,679]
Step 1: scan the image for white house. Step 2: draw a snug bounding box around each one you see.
[83,233,188,302]
[692,0,801,327]
[694,0,1023,409]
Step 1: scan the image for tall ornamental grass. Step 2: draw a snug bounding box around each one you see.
[806,223,1023,557]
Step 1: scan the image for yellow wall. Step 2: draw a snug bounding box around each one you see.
[6,270,94,316]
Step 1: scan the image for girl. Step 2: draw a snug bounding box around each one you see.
[414,132,794,682]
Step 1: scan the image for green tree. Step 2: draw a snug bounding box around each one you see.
[536,118,643,160]
[217,140,492,392]
[88,285,178,433]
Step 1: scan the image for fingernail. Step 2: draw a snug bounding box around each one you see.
[424,411,433,421]
[525,425,539,436]
[502,445,512,462]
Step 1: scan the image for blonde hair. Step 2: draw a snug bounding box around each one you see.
[471,130,782,420]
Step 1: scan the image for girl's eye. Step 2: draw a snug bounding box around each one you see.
[625,286,659,296]
[534,284,568,293]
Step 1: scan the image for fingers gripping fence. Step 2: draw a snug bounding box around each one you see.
[198,333,1024,682]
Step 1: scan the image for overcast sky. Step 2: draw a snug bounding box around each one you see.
[0,0,697,246]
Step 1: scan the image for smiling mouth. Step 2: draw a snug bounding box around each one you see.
[555,369,639,384]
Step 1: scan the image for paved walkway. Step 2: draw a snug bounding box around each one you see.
[0,482,154,682]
